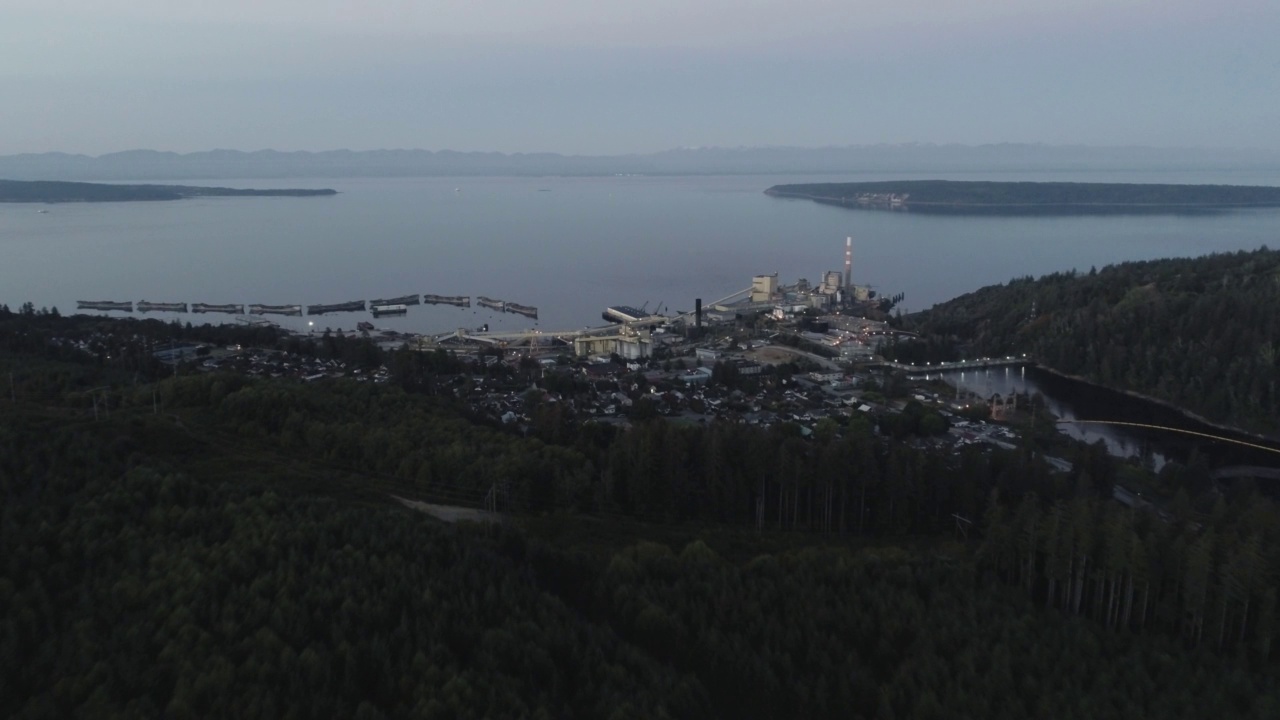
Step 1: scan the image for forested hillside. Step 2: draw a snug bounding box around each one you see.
[5,305,1280,716]
[891,248,1280,433]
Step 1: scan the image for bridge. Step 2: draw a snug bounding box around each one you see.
[871,355,1034,373]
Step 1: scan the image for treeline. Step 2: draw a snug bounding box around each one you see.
[158,372,1044,532]
[890,247,1280,433]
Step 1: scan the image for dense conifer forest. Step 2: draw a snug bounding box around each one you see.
[4,300,1280,716]
[890,247,1280,434]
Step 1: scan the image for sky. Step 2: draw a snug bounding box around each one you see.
[2,0,1279,155]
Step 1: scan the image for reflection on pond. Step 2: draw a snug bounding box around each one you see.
[924,365,1280,471]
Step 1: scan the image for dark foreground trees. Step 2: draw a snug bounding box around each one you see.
[4,398,1280,718]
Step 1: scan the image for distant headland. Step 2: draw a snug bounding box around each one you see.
[764,180,1280,215]
[0,179,337,203]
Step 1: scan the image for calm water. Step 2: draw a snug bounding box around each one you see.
[938,365,1172,466]
[938,365,1280,469]
[3,171,1280,337]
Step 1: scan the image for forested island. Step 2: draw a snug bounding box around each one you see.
[766,180,1280,214]
[4,303,1280,717]
[887,247,1280,435]
[0,179,336,203]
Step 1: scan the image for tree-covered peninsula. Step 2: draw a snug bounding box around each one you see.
[888,247,1280,434]
[766,180,1280,214]
[0,179,336,203]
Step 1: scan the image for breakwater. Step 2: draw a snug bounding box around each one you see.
[369,294,420,307]
[191,303,243,314]
[423,294,470,308]
[307,300,366,315]
[76,300,133,312]
[249,304,303,317]
[476,296,539,319]
[73,291,537,322]
[136,301,187,313]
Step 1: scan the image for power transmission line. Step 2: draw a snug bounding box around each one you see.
[1056,419,1280,455]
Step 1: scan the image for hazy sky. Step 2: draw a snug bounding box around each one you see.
[3,0,1278,154]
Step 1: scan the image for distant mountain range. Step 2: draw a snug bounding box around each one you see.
[2,145,1279,180]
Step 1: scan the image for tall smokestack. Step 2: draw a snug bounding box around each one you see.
[843,236,853,289]
[695,298,702,331]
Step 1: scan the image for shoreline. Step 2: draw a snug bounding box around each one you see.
[1030,363,1280,446]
